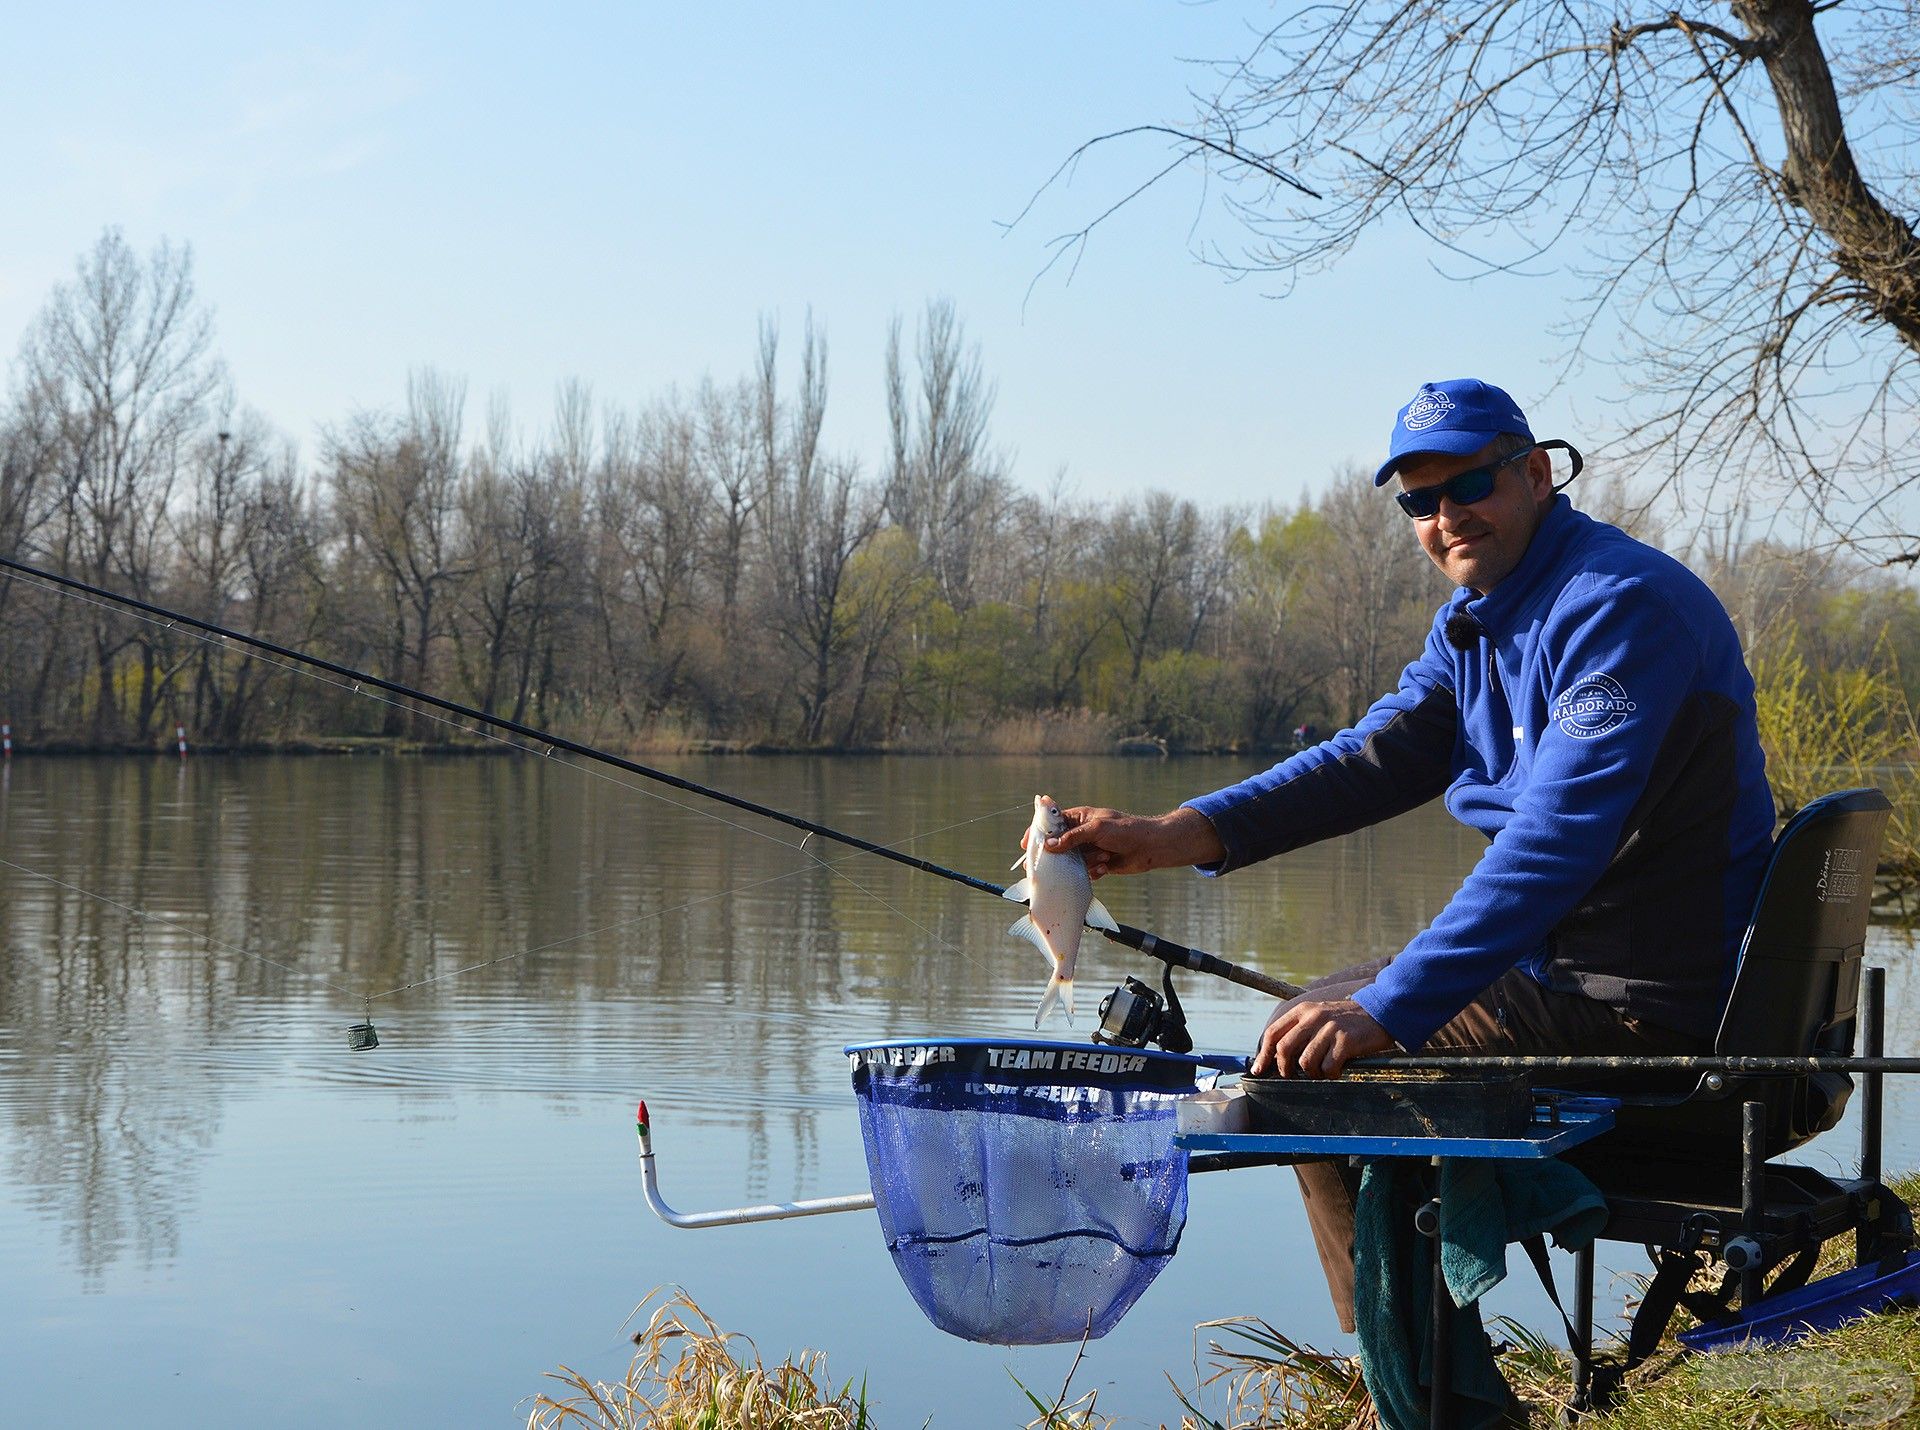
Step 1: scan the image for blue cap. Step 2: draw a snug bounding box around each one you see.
[1373,379,1534,486]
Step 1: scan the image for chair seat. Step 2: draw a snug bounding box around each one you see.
[1579,1068,1854,1184]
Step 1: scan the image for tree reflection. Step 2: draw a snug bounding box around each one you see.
[0,753,1490,1282]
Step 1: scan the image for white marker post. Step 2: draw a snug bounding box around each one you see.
[2,723,10,759]
[176,725,188,760]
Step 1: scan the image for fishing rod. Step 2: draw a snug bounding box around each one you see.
[0,554,1302,1003]
[1351,1055,1920,1075]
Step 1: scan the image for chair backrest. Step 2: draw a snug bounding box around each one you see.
[1714,788,1891,1058]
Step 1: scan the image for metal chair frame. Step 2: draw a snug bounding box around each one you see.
[1565,788,1909,1413]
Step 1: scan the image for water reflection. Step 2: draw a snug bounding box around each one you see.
[2,754,1911,1423]
[0,755,1479,1282]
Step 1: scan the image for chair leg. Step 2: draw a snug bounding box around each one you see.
[1570,1240,1595,1415]
[1741,1101,1766,1309]
[1862,967,1886,1177]
[1860,966,1886,1265]
[1418,1186,1454,1430]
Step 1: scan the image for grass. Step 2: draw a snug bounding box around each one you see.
[1166,1318,1375,1430]
[1173,1173,1920,1429]
[524,1288,875,1430]
[536,1178,1920,1427]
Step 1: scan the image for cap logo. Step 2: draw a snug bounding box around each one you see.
[1403,390,1455,432]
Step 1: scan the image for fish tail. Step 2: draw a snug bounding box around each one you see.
[1034,974,1074,1028]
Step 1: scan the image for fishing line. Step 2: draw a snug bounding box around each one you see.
[0,853,359,998]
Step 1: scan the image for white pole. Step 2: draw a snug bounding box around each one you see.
[635,1103,873,1228]
[176,724,187,760]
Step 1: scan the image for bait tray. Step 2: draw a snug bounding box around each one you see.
[1239,1068,1535,1141]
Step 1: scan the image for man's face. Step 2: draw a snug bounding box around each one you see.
[1397,441,1555,593]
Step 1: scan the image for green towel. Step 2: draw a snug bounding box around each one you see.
[1353,1158,1607,1430]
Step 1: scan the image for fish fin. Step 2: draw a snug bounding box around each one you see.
[1034,974,1075,1028]
[1001,878,1031,904]
[1009,852,1026,871]
[1084,898,1119,932]
[1008,915,1058,969]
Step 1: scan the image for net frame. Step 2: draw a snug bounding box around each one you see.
[846,1037,1235,1345]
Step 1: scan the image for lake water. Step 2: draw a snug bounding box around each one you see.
[1,755,1914,1426]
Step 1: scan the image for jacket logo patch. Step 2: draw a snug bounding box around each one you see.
[1553,672,1636,738]
[1403,390,1455,431]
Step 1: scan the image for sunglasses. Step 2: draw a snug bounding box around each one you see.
[1393,439,1585,520]
[1395,446,1535,520]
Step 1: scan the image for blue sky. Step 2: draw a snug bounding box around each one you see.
[1,3,1597,509]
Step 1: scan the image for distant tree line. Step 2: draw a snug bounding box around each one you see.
[2,230,1916,756]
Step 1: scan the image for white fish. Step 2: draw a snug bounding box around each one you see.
[1003,794,1118,1027]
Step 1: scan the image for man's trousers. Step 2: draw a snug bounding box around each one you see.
[1274,957,1706,1332]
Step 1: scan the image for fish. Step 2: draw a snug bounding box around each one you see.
[1003,794,1119,1027]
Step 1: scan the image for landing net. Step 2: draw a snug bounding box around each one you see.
[847,1037,1219,1345]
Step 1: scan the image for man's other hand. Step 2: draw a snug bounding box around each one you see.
[1031,805,1226,879]
[1253,999,1395,1078]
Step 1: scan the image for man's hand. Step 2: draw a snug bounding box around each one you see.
[1029,805,1226,878]
[1253,998,1396,1078]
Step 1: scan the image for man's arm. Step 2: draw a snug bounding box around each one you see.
[1351,579,1704,1051]
[1042,805,1224,878]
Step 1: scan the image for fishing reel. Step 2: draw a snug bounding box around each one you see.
[1093,967,1193,1055]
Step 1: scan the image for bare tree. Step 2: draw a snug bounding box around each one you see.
[1304,467,1445,723]
[703,369,763,641]
[1226,504,1338,744]
[1177,505,1243,656]
[225,445,323,741]
[0,378,66,727]
[172,397,284,737]
[455,433,549,718]
[591,395,710,726]
[1101,489,1199,685]
[883,299,1008,608]
[1032,2,1920,557]
[754,320,892,744]
[0,374,61,590]
[326,369,470,733]
[19,229,218,738]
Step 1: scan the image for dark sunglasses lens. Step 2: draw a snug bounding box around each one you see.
[1449,465,1497,505]
[1397,463,1498,519]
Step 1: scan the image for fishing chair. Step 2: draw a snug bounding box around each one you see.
[1558,787,1911,1409]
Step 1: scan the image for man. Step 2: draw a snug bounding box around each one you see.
[1048,379,1775,1330]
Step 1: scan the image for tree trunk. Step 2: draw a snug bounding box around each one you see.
[1735,0,1920,353]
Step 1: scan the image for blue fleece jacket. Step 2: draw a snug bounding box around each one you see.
[1185,499,1774,1051]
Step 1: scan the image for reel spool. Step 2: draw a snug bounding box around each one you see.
[1093,967,1192,1054]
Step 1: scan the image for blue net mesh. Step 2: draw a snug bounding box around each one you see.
[847,1038,1206,1345]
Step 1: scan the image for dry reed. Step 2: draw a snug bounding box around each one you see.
[524,1288,873,1430]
